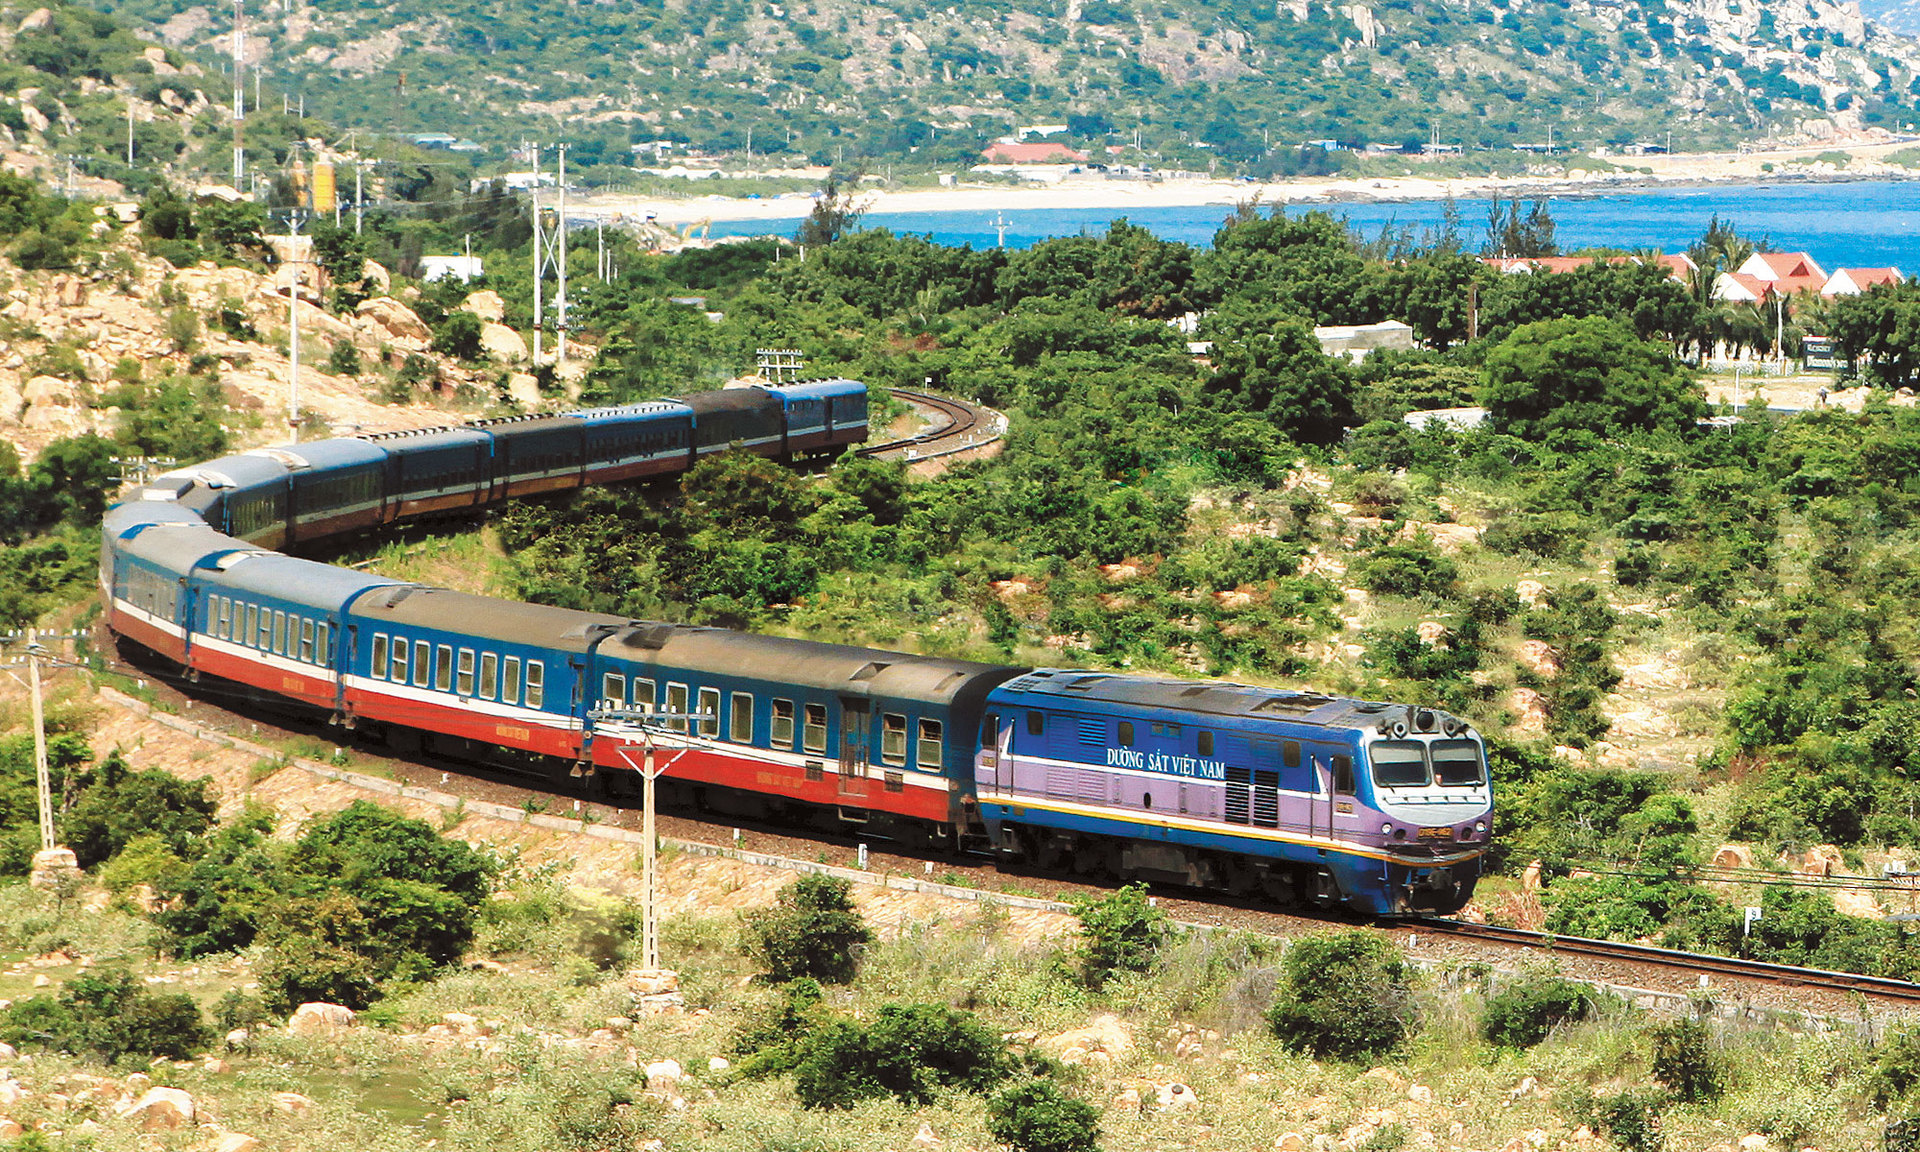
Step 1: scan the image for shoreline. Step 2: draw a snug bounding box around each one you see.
[578,144,1920,228]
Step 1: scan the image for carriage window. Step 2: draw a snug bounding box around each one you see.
[1432,740,1485,786]
[1027,712,1044,737]
[633,678,656,714]
[457,649,475,696]
[480,653,498,699]
[435,645,453,692]
[666,684,689,733]
[525,661,544,708]
[803,703,828,753]
[391,638,408,683]
[1370,741,1429,788]
[1333,755,1356,795]
[249,604,261,648]
[316,623,330,665]
[731,693,753,744]
[217,598,230,640]
[414,640,430,687]
[602,672,626,709]
[881,713,907,766]
[300,619,314,663]
[272,610,285,654]
[771,699,795,748]
[503,656,521,704]
[918,719,943,770]
[698,688,720,738]
[1198,730,1214,757]
[372,634,388,679]
[1118,721,1134,747]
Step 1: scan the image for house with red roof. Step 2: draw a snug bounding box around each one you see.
[1479,252,1693,284]
[1712,272,1776,303]
[979,140,1089,164]
[1821,267,1905,296]
[1736,251,1828,297]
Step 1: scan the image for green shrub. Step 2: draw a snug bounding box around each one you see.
[1649,1017,1721,1103]
[212,989,271,1034]
[95,833,189,896]
[0,968,210,1064]
[791,1003,1009,1109]
[328,341,362,377]
[1072,882,1168,989]
[1573,1090,1664,1152]
[743,874,872,984]
[987,1079,1102,1152]
[1355,539,1459,598]
[1480,975,1592,1048]
[730,977,825,1077]
[1266,930,1416,1061]
[433,310,484,360]
[1872,1027,1920,1108]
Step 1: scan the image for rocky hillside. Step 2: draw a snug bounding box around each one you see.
[66,0,1920,177]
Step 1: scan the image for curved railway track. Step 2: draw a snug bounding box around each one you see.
[859,388,1003,461]
[1413,917,1920,1004]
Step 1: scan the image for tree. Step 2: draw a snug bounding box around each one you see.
[1829,282,1920,389]
[433,311,484,360]
[743,873,872,983]
[795,173,865,248]
[1482,197,1558,257]
[1203,322,1357,445]
[791,1003,1009,1109]
[1480,975,1592,1047]
[1481,316,1704,438]
[987,1080,1102,1152]
[1266,930,1416,1061]
[1,968,210,1063]
[1072,882,1168,989]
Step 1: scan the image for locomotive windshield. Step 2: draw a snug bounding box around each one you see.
[1370,741,1429,787]
[1431,740,1486,786]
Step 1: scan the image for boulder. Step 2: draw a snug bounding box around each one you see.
[1275,1135,1307,1151]
[1037,1014,1133,1061]
[506,372,541,408]
[269,1092,314,1116]
[626,969,679,996]
[1711,844,1755,871]
[224,1029,249,1050]
[117,1086,194,1131]
[354,296,432,344]
[210,1135,259,1152]
[287,1002,355,1035]
[459,290,506,323]
[1153,1082,1199,1111]
[1738,1138,1769,1152]
[911,1122,940,1148]
[643,1059,683,1087]
[22,376,74,404]
[1510,688,1550,734]
[479,322,527,363]
[0,1043,17,1063]
[1515,640,1561,678]
[17,7,52,33]
[1407,1084,1433,1103]
[443,1012,482,1036]
[707,1056,730,1074]
[362,260,391,294]
[1515,578,1548,606]
[201,1058,228,1074]
[0,1121,20,1140]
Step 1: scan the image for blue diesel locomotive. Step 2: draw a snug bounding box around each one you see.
[99,378,1490,916]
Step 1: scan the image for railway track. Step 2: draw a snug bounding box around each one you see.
[1414,917,1920,1004]
[859,388,1003,461]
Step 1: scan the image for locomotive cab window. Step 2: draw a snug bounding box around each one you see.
[771,699,795,749]
[1332,755,1356,795]
[1431,740,1485,786]
[803,703,828,753]
[1197,730,1214,757]
[524,661,544,708]
[1118,721,1134,747]
[881,713,907,766]
[917,719,943,770]
[1027,712,1044,737]
[981,713,999,747]
[1370,741,1429,788]
[371,635,388,679]
[730,693,753,744]
[502,656,521,705]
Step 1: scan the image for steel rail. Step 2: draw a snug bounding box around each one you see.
[1413,917,1920,1003]
[859,388,997,460]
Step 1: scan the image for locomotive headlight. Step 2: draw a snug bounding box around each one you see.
[1474,821,1486,834]
[1381,823,1393,835]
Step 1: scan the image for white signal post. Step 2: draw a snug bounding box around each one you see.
[26,629,51,851]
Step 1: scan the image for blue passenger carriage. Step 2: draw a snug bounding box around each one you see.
[583,624,1020,836]
[249,440,392,545]
[764,379,870,455]
[571,401,696,485]
[153,454,297,549]
[473,414,588,500]
[100,514,243,664]
[977,671,1490,914]
[187,554,403,713]
[359,427,493,519]
[683,388,785,459]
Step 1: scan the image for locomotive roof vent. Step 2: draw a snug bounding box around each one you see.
[617,623,679,650]
[1179,685,1210,697]
[1063,674,1111,691]
[849,661,890,681]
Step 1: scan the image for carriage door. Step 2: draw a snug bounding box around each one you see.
[838,697,871,796]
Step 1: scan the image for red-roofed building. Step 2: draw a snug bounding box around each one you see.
[979,141,1089,164]
[1479,252,1693,284]
[1821,267,1905,296]
[1712,271,1776,303]
[1737,251,1828,297]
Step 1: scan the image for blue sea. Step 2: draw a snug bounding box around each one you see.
[703,180,1920,269]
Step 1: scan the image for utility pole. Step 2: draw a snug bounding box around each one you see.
[285,211,308,440]
[26,629,51,853]
[232,0,244,189]
[555,144,568,365]
[991,211,1010,249]
[596,218,605,282]
[353,159,364,235]
[126,96,135,166]
[594,706,699,972]
[531,144,544,365]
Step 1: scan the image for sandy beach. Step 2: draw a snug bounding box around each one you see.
[577,135,1920,228]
